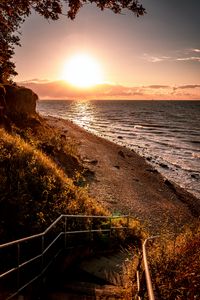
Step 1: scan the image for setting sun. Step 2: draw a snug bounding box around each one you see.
[61,54,103,88]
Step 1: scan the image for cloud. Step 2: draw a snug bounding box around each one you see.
[190,48,200,53]
[146,85,170,89]
[18,80,145,99]
[21,78,50,84]
[17,80,200,100]
[176,57,200,62]
[143,48,200,63]
[176,84,200,90]
[143,54,171,63]
[148,57,165,63]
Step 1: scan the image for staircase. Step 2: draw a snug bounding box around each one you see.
[43,248,139,300]
[0,214,140,300]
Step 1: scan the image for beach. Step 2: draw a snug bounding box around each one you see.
[45,116,200,234]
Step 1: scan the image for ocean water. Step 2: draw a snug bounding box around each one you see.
[37,100,200,199]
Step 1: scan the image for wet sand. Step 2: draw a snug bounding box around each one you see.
[45,116,200,234]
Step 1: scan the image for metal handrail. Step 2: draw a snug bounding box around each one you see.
[0,214,130,299]
[142,236,160,300]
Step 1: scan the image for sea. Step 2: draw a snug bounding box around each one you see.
[37,100,200,199]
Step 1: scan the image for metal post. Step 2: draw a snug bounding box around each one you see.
[136,270,141,300]
[109,217,112,239]
[89,218,93,241]
[64,216,67,249]
[41,235,44,271]
[127,215,130,228]
[17,243,20,290]
[142,236,159,300]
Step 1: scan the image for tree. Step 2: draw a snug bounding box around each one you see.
[0,0,145,83]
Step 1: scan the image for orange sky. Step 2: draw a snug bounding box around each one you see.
[15,1,200,100]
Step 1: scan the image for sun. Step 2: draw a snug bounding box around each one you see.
[61,54,103,88]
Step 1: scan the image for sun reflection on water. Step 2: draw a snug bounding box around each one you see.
[68,100,96,128]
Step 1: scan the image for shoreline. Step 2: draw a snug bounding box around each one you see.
[45,115,200,234]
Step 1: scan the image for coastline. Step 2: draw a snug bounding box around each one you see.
[45,116,200,234]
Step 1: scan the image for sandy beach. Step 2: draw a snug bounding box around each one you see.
[45,116,200,234]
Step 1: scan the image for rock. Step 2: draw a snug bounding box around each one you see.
[146,168,158,174]
[90,159,98,165]
[191,173,200,179]
[164,179,176,191]
[114,165,120,169]
[159,163,169,169]
[118,150,125,158]
[0,84,6,117]
[4,84,38,116]
[146,157,152,161]
[0,84,6,104]
[117,136,123,139]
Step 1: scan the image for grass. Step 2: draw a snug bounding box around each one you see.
[147,222,200,299]
[0,124,106,242]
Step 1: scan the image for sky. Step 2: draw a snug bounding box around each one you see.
[15,0,200,100]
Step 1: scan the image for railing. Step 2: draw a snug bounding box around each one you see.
[0,214,130,299]
[142,236,159,300]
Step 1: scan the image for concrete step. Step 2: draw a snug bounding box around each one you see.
[46,293,96,300]
[46,281,126,300]
[79,252,133,286]
[43,249,139,300]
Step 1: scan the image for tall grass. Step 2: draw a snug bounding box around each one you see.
[0,128,105,242]
[147,222,200,299]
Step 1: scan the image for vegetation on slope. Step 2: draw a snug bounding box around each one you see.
[0,121,106,242]
[147,223,200,299]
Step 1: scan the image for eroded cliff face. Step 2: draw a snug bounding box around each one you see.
[4,84,38,116]
[0,84,6,107]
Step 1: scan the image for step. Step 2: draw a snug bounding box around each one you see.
[46,281,126,300]
[46,293,96,300]
[79,252,133,286]
[43,249,138,299]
